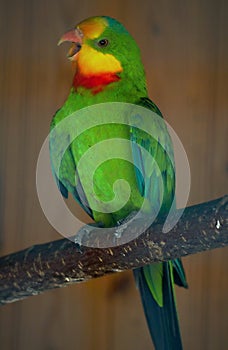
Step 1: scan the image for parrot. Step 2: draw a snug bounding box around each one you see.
[50,16,188,350]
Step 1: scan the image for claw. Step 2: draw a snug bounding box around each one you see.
[114,211,139,240]
[74,242,84,254]
[114,222,127,238]
[114,211,148,244]
[74,222,103,247]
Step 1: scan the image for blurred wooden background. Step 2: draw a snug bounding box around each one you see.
[0,0,227,349]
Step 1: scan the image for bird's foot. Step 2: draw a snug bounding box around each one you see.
[74,222,103,249]
[114,211,139,239]
[112,211,149,246]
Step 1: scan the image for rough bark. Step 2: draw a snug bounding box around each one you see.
[0,195,227,305]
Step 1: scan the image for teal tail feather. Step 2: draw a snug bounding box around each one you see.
[134,260,187,350]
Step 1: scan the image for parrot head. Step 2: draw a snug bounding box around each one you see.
[58,16,146,93]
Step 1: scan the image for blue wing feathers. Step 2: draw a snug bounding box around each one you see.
[172,259,188,289]
[134,262,184,350]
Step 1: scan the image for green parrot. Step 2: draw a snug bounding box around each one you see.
[50,16,187,349]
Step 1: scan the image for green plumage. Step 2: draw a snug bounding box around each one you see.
[50,16,187,350]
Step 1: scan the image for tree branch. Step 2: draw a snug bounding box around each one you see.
[0,195,227,305]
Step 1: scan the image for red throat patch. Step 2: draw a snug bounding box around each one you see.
[73,72,121,94]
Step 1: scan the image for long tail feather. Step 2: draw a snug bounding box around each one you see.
[134,262,183,350]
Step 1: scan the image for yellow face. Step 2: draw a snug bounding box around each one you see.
[76,44,122,76]
[74,17,123,76]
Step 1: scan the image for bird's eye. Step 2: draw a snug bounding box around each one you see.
[97,39,109,47]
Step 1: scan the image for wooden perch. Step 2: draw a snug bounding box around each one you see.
[0,195,227,305]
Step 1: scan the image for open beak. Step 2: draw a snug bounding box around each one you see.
[58,27,83,60]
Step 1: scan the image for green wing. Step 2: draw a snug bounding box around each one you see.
[132,97,187,349]
[50,112,92,217]
[131,97,175,216]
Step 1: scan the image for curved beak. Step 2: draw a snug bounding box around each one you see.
[58,28,83,60]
